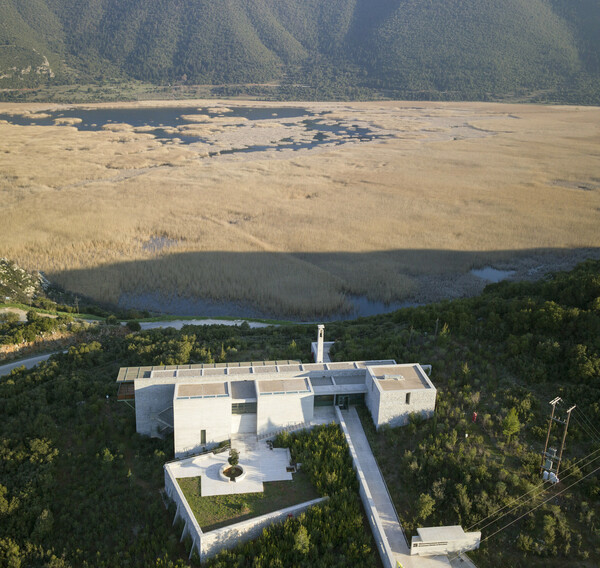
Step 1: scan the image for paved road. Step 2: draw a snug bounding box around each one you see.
[0,351,62,376]
[0,307,57,322]
[341,407,451,568]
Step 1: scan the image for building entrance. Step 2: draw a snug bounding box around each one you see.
[336,395,349,410]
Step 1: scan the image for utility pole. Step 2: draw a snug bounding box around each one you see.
[556,405,576,477]
[540,397,576,482]
[540,397,561,475]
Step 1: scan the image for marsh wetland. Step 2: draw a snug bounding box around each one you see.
[1,100,599,319]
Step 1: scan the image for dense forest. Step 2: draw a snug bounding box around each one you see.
[0,260,599,566]
[1,0,600,103]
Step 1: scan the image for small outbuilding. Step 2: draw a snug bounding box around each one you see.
[411,525,481,556]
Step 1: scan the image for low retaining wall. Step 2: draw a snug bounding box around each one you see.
[336,406,396,568]
[164,463,203,559]
[164,461,327,561]
[201,497,328,560]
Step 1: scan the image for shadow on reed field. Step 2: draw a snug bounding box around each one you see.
[47,247,600,320]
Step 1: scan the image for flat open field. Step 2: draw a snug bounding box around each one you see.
[1,100,599,318]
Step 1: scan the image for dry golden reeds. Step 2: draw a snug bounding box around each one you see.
[0,100,599,317]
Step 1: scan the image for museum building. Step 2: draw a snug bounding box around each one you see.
[116,327,437,458]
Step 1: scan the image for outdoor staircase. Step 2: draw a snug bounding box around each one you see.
[257,421,310,441]
[156,405,174,435]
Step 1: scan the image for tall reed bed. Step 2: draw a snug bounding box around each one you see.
[1,101,599,317]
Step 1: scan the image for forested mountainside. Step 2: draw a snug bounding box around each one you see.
[1,0,600,102]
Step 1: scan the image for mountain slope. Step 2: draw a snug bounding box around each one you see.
[1,0,599,102]
[357,0,582,93]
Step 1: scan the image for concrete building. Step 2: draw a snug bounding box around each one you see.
[411,526,481,556]
[117,328,437,458]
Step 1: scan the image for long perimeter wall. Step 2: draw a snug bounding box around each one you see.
[164,460,327,561]
[336,407,397,568]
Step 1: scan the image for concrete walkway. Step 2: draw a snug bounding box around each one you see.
[341,407,450,568]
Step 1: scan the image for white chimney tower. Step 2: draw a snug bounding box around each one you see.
[316,324,325,363]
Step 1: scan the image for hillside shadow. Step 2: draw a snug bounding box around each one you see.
[47,247,600,321]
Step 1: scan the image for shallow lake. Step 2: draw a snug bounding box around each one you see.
[118,292,417,323]
[0,106,389,155]
[470,267,515,283]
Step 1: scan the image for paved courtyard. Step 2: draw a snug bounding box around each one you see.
[167,409,338,497]
[166,434,293,496]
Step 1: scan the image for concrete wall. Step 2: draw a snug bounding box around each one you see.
[173,395,232,458]
[133,365,372,436]
[165,461,326,562]
[164,464,202,559]
[335,407,396,568]
[364,366,437,430]
[231,413,257,434]
[135,381,175,437]
[411,531,481,556]
[364,371,381,428]
[201,497,327,560]
[256,392,314,436]
[376,387,436,429]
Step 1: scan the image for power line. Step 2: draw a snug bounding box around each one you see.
[574,407,600,442]
[469,446,600,533]
[573,411,600,442]
[467,399,598,534]
[576,407,600,439]
[476,452,600,533]
[572,414,600,445]
[480,462,600,544]
[465,480,549,532]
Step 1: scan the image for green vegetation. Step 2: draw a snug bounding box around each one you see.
[0,310,74,347]
[336,259,600,567]
[177,471,319,532]
[0,259,598,566]
[202,424,378,567]
[1,0,600,103]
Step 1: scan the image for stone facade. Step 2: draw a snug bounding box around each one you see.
[365,364,436,430]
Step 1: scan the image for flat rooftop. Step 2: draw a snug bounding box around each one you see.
[257,378,310,395]
[370,364,430,391]
[334,374,367,385]
[116,360,302,382]
[176,382,229,398]
[117,359,397,383]
[230,380,257,400]
[416,526,467,542]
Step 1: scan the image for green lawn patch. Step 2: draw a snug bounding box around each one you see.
[177,470,319,532]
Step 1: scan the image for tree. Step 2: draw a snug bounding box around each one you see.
[228,448,239,467]
[127,320,141,332]
[502,408,521,442]
[416,493,435,522]
[293,525,310,555]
